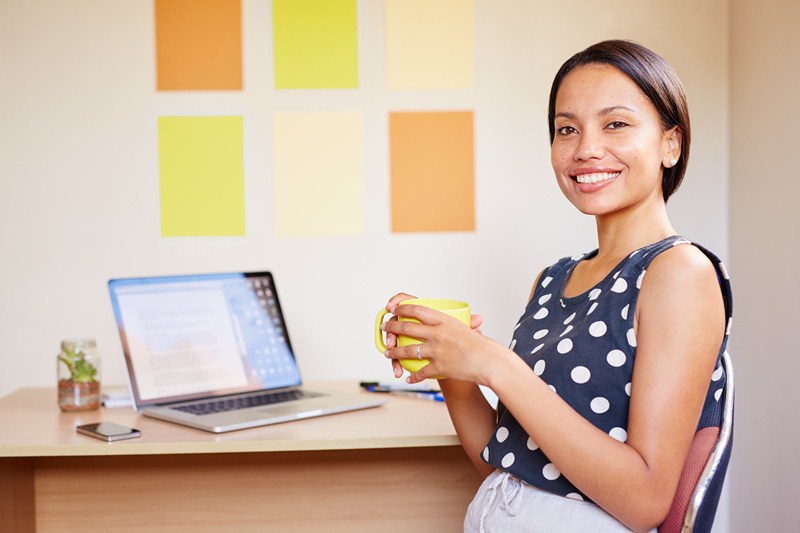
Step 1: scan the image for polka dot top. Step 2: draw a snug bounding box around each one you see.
[481,235,733,502]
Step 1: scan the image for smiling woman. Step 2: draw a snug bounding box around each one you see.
[549,63,681,218]
[380,40,732,533]
[548,41,691,203]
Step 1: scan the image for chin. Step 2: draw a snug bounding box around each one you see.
[567,199,616,217]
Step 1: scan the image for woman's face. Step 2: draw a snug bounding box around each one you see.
[550,64,679,217]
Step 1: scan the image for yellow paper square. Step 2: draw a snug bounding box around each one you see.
[386,0,474,89]
[273,0,359,89]
[273,112,363,236]
[159,116,245,236]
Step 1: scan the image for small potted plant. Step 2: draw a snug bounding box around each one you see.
[57,338,101,411]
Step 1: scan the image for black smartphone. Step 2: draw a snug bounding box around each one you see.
[76,422,141,442]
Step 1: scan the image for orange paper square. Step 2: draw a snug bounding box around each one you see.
[155,0,242,90]
[390,111,475,232]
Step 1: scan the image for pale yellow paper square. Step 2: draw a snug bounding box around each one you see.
[386,0,474,89]
[273,112,363,236]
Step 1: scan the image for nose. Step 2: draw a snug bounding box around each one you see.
[574,129,604,161]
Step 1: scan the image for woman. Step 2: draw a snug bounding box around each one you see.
[380,40,732,532]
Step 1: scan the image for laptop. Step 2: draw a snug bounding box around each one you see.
[107,271,385,433]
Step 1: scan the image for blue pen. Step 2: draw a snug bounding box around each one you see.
[390,391,445,402]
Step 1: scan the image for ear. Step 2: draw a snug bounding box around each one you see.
[662,127,682,167]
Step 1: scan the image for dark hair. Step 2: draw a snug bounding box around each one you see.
[547,40,691,201]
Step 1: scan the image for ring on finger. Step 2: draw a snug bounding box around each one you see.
[416,344,422,360]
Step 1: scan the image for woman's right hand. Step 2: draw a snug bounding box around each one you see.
[382,292,485,379]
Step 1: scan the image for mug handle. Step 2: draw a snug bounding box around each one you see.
[375,308,390,352]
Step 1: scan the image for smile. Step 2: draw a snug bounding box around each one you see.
[574,171,620,184]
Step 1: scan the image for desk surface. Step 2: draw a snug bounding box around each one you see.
[0,381,461,458]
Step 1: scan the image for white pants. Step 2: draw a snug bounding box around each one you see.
[464,470,654,533]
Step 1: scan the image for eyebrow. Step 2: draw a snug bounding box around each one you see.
[554,106,637,120]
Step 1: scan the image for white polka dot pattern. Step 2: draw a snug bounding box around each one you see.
[609,427,628,442]
[611,278,628,293]
[502,453,515,468]
[589,321,607,337]
[591,397,610,414]
[496,426,509,443]
[542,463,561,481]
[607,350,626,367]
[626,328,637,347]
[483,236,733,504]
[571,366,591,384]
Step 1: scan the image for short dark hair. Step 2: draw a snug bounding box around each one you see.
[547,40,691,201]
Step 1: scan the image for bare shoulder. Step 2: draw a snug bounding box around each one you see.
[637,243,724,327]
[643,243,719,294]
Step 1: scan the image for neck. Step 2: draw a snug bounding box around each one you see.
[594,199,676,262]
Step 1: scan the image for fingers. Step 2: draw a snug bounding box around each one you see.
[381,314,428,341]
[386,292,416,312]
[385,315,399,349]
[470,314,484,330]
[392,359,404,378]
[384,343,425,361]
[384,293,421,380]
[391,303,451,327]
[405,369,428,384]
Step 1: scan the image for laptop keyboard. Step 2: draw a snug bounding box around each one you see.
[171,389,326,416]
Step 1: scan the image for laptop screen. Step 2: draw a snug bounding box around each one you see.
[108,272,302,407]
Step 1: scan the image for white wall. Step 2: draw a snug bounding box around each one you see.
[729,1,800,531]
[0,0,730,527]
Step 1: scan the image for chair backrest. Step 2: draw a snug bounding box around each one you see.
[659,351,735,533]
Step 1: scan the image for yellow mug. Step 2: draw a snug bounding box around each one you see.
[375,298,471,374]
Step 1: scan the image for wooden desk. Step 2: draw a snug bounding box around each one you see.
[0,383,483,532]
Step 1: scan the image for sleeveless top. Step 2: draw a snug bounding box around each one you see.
[480,236,733,502]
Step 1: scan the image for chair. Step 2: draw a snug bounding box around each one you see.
[659,351,735,533]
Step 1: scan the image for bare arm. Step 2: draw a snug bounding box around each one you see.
[437,379,497,477]
[384,246,724,531]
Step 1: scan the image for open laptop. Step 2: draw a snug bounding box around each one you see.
[107,271,385,433]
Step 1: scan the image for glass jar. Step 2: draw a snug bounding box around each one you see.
[57,338,101,411]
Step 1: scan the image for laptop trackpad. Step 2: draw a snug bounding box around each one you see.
[259,403,322,416]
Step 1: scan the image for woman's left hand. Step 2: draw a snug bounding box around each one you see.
[381,302,499,384]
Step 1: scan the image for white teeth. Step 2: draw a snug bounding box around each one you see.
[575,172,619,184]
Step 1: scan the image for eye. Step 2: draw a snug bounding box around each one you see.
[606,121,629,130]
[555,125,577,136]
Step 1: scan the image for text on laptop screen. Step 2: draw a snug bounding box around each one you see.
[110,273,301,402]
